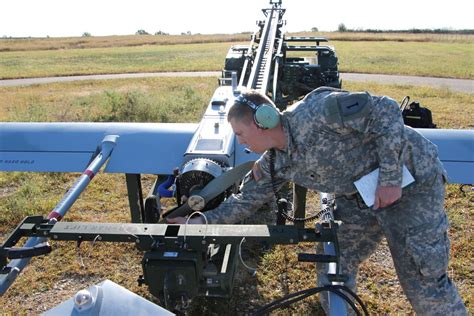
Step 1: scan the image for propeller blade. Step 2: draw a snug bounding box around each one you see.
[199,160,255,202]
[162,160,255,219]
[161,203,192,219]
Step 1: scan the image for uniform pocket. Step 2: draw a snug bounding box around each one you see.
[406,214,450,279]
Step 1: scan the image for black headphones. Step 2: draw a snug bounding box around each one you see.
[234,95,280,129]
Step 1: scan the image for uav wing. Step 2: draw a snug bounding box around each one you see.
[417,129,474,184]
[0,122,198,174]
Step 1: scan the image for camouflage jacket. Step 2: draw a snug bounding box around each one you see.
[205,87,445,224]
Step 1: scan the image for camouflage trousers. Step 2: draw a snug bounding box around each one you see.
[317,172,467,315]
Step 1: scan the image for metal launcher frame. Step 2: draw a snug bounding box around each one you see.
[0,0,348,313]
[1,214,344,311]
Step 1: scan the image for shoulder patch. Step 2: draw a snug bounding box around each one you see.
[323,92,371,125]
[337,92,370,118]
[252,161,262,182]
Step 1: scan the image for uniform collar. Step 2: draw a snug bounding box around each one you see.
[278,114,295,156]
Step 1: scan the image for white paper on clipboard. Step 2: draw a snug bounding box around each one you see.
[354,165,415,207]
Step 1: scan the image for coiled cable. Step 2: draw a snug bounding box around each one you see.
[252,284,369,316]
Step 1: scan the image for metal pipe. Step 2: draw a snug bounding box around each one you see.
[238,32,257,88]
[0,135,118,296]
[320,192,348,316]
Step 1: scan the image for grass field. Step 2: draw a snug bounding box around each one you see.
[0,74,472,314]
[1,33,473,79]
[0,32,473,314]
[1,32,472,52]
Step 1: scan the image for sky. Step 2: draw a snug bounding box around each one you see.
[1,0,473,38]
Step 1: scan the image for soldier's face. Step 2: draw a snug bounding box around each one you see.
[230,118,267,153]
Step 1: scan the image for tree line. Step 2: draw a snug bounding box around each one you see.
[332,24,474,34]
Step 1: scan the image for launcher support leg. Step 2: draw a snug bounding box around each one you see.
[293,184,307,229]
[126,174,145,223]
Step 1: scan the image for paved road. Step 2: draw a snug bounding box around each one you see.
[0,72,472,94]
[341,73,473,94]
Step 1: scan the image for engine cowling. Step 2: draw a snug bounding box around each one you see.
[176,158,230,211]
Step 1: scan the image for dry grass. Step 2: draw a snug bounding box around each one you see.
[1,32,471,53]
[0,77,472,314]
[301,31,474,43]
[0,77,217,123]
[345,81,474,129]
[0,34,251,52]
[0,43,232,79]
[1,32,473,80]
[333,41,474,79]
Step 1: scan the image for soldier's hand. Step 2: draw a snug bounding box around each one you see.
[166,216,204,224]
[373,185,402,210]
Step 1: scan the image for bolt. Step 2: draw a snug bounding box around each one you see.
[178,275,185,285]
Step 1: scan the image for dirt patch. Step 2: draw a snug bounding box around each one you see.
[0,185,16,198]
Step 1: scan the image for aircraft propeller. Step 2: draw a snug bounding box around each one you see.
[162,160,255,219]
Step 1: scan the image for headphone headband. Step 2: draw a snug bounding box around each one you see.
[235,95,259,111]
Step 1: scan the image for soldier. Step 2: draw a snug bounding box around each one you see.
[168,87,467,315]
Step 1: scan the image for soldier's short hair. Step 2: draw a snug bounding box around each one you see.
[228,89,274,125]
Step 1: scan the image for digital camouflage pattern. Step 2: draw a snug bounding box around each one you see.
[204,87,466,314]
[318,174,466,315]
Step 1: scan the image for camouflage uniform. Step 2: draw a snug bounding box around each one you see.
[205,87,466,315]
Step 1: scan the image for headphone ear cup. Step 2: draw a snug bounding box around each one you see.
[255,105,280,129]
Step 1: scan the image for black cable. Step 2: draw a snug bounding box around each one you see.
[331,285,370,316]
[278,203,334,223]
[252,285,369,316]
[265,288,358,315]
[268,149,336,223]
[256,284,315,310]
[268,149,280,200]
[253,287,324,316]
[253,286,358,315]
